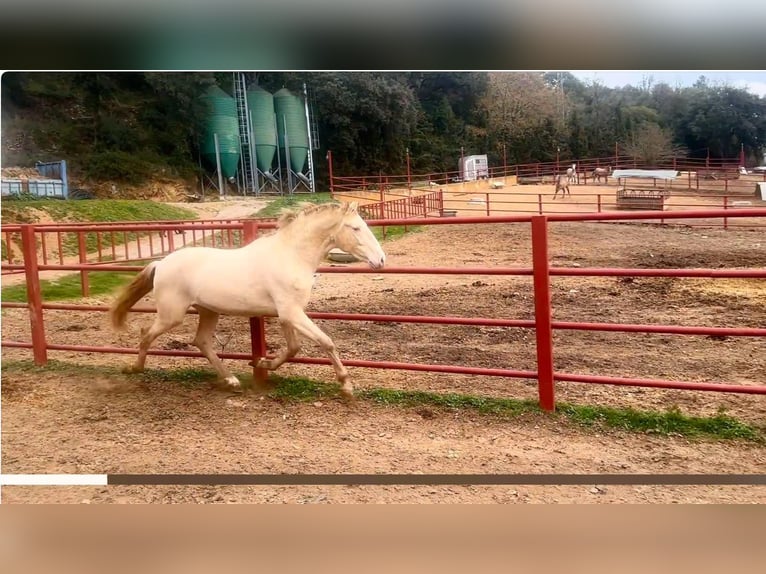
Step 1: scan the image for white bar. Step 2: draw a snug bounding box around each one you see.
[0,474,108,486]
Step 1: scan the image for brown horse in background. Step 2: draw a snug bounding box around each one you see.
[592,166,612,183]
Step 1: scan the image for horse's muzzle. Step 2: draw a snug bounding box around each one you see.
[368,255,386,270]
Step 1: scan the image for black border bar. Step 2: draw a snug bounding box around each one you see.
[107,474,766,486]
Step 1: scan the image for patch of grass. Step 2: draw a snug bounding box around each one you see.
[267,374,343,401]
[1,198,198,256]
[557,403,761,441]
[2,358,116,376]
[1,270,135,302]
[3,360,761,443]
[373,225,422,241]
[1,198,196,225]
[137,366,222,388]
[361,387,539,417]
[254,192,335,218]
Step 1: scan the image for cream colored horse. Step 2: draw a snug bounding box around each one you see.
[566,163,576,182]
[109,202,385,397]
[553,174,571,199]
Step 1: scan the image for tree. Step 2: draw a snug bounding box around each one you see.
[622,123,683,166]
[482,72,567,164]
[681,84,766,159]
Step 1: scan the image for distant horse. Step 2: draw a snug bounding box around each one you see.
[566,163,577,182]
[592,166,612,184]
[553,174,571,200]
[109,202,386,398]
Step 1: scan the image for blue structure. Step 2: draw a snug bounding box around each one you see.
[1,160,69,199]
[34,160,69,198]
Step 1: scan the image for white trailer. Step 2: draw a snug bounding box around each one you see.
[459,154,489,181]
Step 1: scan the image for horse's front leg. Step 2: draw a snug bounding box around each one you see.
[282,309,353,398]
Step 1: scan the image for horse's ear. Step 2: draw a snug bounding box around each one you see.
[349,201,358,211]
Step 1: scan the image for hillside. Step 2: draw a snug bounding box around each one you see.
[1,198,197,226]
[3,72,765,196]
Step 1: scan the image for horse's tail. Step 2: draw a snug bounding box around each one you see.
[109,261,158,331]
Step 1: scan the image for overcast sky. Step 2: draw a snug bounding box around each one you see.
[568,71,766,97]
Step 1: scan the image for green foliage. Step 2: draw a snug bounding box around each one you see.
[2,72,212,181]
[5,72,766,187]
[81,150,158,184]
[680,85,766,158]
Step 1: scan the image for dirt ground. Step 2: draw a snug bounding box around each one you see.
[2,216,765,503]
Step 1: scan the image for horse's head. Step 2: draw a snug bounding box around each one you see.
[335,202,386,270]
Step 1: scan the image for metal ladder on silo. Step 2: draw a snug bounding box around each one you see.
[233,72,256,195]
[304,83,319,193]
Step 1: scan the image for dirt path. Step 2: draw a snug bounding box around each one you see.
[2,369,764,503]
[1,198,268,287]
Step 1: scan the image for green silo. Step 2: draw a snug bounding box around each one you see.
[199,86,240,178]
[246,85,277,173]
[274,88,309,173]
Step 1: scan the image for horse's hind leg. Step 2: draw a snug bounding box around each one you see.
[256,319,300,371]
[124,298,187,373]
[192,307,240,388]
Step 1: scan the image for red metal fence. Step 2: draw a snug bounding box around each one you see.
[329,152,766,229]
[3,209,766,411]
[330,151,765,191]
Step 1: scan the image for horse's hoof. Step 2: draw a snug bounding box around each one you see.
[339,384,355,402]
[256,358,272,370]
[224,376,241,388]
[122,364,142,374]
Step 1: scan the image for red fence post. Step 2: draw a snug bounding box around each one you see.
[78,232,89,297]
[167,228,175,253]
[242,221,268,387]
[531,216,555,411]
[4,231,14,264]
[21,225,47,365]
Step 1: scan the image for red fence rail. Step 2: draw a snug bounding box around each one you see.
[3,209,766,411]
